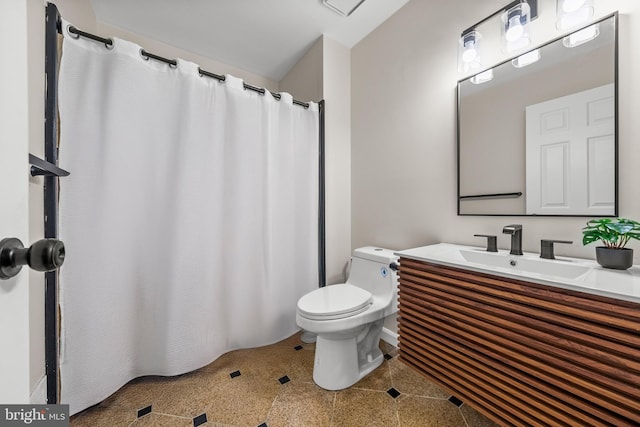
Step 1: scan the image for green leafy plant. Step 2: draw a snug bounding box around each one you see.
[582,218,640,249]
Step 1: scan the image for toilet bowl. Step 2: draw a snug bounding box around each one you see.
[296,246,399,390]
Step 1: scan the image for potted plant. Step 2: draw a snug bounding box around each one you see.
[582,218,640,270]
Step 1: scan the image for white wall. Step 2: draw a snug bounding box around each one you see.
[322,37,352,284]
[51,0,97,30]
[280,37,324,102]
[352,0,640,264]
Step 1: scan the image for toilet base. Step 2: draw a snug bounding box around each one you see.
[300,331,317,343]
[312,319,384,390]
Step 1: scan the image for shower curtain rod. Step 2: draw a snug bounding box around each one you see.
[62,24,311,109]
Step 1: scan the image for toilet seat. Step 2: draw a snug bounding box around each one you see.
[298,284,372,320]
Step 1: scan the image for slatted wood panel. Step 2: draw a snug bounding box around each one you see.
[398,258,640,427]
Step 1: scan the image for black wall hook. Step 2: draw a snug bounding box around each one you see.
[29,154,70,177]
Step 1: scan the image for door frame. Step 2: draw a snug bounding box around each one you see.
[44,2,61,404]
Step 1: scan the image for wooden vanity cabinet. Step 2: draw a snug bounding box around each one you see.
[398,257,640,426]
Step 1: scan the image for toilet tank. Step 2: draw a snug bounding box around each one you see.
[347,247,399,305]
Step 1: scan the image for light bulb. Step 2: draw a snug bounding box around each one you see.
[506,17,524,42]
[501,3,530,52]
[458,30,482,72]
[460,32,479,63]
[462,46,477,63]
[507,37,531,53]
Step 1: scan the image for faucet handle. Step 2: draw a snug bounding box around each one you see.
[474,234,498,252]
[540,239,573,260]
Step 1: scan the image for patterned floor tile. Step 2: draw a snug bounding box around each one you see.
[266,381,335,427]
[69,335,498,427]
[397,395,467,427]
[332,388,399,427]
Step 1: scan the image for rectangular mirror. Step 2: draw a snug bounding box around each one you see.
[458,13,617,216]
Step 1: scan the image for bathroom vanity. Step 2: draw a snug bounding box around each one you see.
[395,244,640,426]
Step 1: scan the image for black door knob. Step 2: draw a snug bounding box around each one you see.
[0,237,66,280]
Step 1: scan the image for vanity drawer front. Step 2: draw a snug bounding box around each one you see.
[398,257,640,427]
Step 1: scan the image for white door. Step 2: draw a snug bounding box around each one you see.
[525,84,615,215]
[0,1,39,403]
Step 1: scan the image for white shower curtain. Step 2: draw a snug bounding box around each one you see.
[57,22,319,415]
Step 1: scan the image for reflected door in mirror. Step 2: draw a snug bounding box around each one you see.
[525,84,615,215]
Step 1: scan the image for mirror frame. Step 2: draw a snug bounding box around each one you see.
[456,12,618,217]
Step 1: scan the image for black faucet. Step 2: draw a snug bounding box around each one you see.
[502,224,523,255]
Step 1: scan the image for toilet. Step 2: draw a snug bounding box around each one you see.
[296,246,399,390]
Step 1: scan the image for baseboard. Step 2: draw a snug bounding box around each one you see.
[30,375,47,404]
[380,327,398,348]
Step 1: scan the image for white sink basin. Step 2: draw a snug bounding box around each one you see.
[396,243,640,304]
[459,249,591,280]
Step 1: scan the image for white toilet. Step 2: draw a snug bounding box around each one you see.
[296,246,399,390]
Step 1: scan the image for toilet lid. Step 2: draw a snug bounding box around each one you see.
[298,284,372,320]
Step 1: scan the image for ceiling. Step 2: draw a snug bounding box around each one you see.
[90,0,411,81]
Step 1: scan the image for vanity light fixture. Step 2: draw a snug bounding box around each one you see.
[501,2,532,53]
[458,30,483,73]
[457,0,538,74]
[556,0,594,30]
[511,49,540,68]
[470,69,494,85]
[563,23,600,48]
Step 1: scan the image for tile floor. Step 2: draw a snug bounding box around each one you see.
[70,332,499,427]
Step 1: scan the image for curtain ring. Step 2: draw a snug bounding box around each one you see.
[67,25,80,39]
[105,39,114,50]
[139,48,149,61]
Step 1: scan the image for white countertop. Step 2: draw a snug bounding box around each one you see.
[396,243,640,304]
